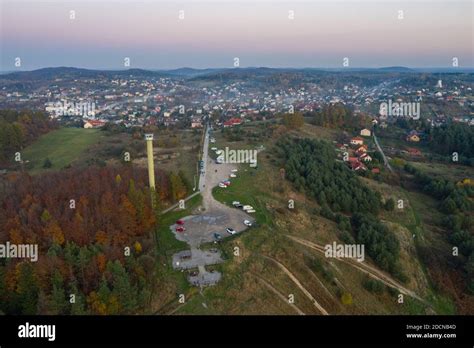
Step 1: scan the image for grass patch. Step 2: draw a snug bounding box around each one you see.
[156,194,203,255]
[212,167,273,226]
[23,127,103,174]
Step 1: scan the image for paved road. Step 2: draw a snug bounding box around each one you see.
[373,131,393,172]
[198,126,209,192]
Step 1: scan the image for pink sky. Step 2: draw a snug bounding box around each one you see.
[1,0,472,69]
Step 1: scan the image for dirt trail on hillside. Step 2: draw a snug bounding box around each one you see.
[285,235,430,306]
[251,273,305,315]
[262,255,329,315]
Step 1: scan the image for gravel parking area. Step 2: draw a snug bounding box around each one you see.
[170,127,254,287]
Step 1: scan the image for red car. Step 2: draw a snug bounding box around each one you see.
[176,219,185,225]
[176,226,186,233]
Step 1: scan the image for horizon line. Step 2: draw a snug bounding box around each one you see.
[2,65,474,73]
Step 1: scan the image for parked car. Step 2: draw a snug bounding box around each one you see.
[218,183,227,188]
[213,233,222,241]
[243,205,254,211]
[243,220,252,227]
[246,209,256,213]
[226,228,236,235]
[231,169,238,173]
[176,226,186,232]
[232,201,240,206]
[176,219,185,225]
[223,180,231,186]
[235,204,244,209]
[230,174,237,178]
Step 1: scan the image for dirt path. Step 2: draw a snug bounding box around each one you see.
[251,273,305,315]
[262,255,329,315]
[302,264,338,303]
[373,132,393,172]
[285,235,430,306]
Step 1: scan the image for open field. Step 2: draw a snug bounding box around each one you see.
[22,127,103,174]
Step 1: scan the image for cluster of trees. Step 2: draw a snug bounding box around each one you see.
[282,112,305,129]
[277,138,401,276]
[404,164,474,292]
[309,104,371,131]
[0,166,162,314]
[279,138,382,214]
[351,213,402,277]
[169,171,190,202]
[427,123,474,160]
[0,110,56,164]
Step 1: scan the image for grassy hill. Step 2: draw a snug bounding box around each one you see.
[22,127,103,174]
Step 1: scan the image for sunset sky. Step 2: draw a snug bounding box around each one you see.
[1,0,473,70]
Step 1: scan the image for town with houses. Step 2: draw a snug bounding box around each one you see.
[1,68,473,133]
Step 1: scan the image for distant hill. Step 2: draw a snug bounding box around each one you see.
[1,66,472,82]
[377,66,414,72]
[158,67,225,77]
[0,67,171,81]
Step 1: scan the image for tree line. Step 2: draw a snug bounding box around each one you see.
[308,104,372,131]
[0,110,56,165]
[427,123,474,161]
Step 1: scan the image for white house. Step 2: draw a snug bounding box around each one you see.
[360,128,371,137]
